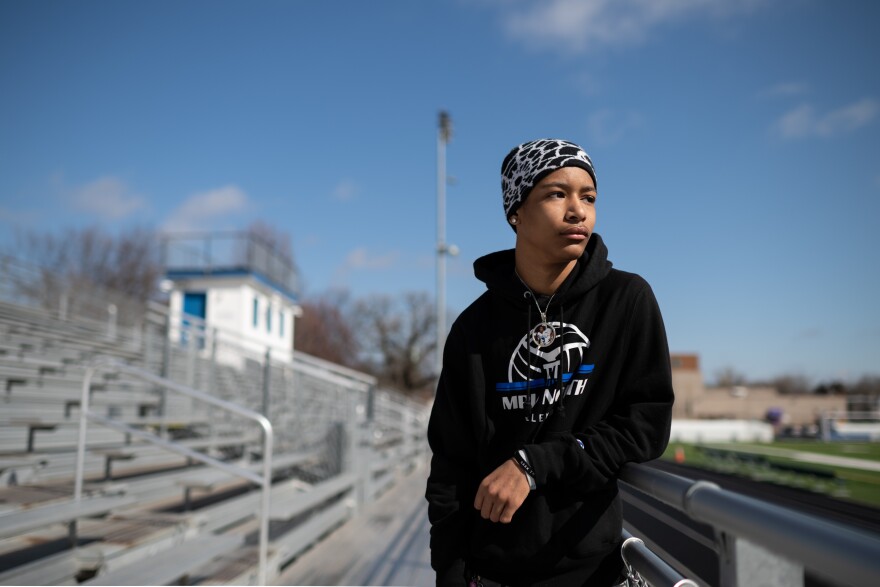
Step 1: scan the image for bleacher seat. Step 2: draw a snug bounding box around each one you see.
[0,281,428,585]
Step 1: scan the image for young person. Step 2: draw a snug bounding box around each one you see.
[426,139,674,586]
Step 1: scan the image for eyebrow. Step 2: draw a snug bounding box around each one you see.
[537,181,597,193]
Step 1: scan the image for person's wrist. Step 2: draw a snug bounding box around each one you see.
[512,451,536,490]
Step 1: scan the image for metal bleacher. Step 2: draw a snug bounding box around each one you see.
[0,253,430,585]
[4,249,880,587]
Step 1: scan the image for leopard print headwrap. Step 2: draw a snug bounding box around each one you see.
[501,139,596,219]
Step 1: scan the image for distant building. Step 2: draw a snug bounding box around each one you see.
[670,353,846,427]
[670,354,704,419]
[161,232,302,366]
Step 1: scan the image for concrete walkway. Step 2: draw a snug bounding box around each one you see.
[277,464,433,586]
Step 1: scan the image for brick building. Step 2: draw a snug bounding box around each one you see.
[670,354,845,427]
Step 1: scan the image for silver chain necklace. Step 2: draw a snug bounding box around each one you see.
[516,270,557,349]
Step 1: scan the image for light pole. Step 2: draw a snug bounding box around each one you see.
[436,111,457,377]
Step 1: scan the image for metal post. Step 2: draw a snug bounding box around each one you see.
[133,318,142,353]
[159,309,172,429]
[72,364,98,545]
[106,304,117,341]
[143,316,154,373]
[262,348,271,417]
[621,530,698,587]
[186,325,196,388]
[717,531,803,587]
[209,328,218,394]
[207,329,219,439]
[161,310,172,380]
[59,290,68,321]
[435,111,452,378]
[820,411,831,442]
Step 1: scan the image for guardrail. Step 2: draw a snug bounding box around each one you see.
[73,358,274,585]
[621,529,697,587]
[619,463,880,587]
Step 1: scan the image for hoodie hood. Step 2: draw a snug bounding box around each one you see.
[473,233,613,306]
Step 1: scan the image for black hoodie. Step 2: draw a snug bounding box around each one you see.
[426,234,674,586]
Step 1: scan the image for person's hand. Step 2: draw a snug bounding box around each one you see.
[474,459,531,523]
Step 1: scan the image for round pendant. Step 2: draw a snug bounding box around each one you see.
[531,322,556,348]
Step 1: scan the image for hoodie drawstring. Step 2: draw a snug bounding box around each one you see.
[555,303,566,418]
[523,293,569,439]
[524,290,534,415]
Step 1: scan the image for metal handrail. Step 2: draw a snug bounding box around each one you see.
[621,529,698,587]
[165,307,272,361]
[73,358,274,585]
[619,463,880,587]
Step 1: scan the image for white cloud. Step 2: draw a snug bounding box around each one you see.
[757,82,809,99]
[500,0,766,54]
[343,247,400,270]
[70,176,146,220]
[331,247,401,285]
[774,98,879,139]
[570,71,604,97]
[0,204,40,225]
[587,109,643,145]
[163,185,249,232]
[331,179,358,202]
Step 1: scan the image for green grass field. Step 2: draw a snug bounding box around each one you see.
[660,440,880,509]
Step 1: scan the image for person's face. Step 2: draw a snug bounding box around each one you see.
[510,166,597,265]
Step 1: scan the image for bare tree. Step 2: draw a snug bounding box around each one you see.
[851,375,880,396]
[714,366,748,387]
[247,220,296,268]
[294,290,360,368]
[849,375,880,412]
[13,226,161,301]
[6,227,162,325]
[770,373,811,395]
[238,220,302,295]
[353,291,437,396]
[813,381,846,395]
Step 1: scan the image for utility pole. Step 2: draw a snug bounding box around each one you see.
[436,111,457,378]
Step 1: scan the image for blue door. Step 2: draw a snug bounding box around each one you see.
[182,292,207,348]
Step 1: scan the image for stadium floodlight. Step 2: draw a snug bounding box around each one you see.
[436,111,457,379]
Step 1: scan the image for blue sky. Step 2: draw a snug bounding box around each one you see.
[1,0,878,384]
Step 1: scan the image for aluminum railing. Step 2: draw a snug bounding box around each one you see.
[621,529,698,587]
[619,463,880,587]
[73,358,274,585]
